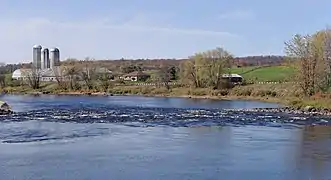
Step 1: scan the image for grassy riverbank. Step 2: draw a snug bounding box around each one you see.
[2,83,331,110]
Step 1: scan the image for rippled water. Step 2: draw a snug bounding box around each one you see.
[0,95,330,180]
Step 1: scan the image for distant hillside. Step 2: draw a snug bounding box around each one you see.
[1,55,287,74]
[233,55,285,67]
[60,55,287,70]
[231,65,296,82]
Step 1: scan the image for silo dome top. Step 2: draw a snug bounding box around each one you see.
[42,48,49,52]
[50,48,59,52]
[33,45,42,49]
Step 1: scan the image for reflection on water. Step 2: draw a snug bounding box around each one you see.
[0,95,330,180]
[296,126,331,179]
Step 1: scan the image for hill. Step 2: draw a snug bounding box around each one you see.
[230,66,296,82]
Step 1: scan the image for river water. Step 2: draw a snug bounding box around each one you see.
[0,95,330,180]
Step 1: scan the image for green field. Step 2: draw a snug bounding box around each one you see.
[230,66,296,82]
[142,65,297,83]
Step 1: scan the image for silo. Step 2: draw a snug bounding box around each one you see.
[42,48,50,69]
[32,45,42,69]
[50,48,60,69]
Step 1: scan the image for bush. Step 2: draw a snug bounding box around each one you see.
[212,89,228,96]
[230,86,252,96]
[189,88,208,96]
[151,87,169,95]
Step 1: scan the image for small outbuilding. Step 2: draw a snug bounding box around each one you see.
[221,74,243,83]
[120,71,150,82]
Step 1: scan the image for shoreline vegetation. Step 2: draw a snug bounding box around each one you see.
[2,29,331,116]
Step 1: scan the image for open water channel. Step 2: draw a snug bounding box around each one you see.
[0,95,330,180]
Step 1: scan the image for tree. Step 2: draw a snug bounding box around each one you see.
[201,47,233,89]
[23,67,41,89]
[0,74,6,88]
[155,65,172,90]
[285,29,331,95]
[120,64,142,74]
[64,65,80,90]
[168,66,178,80]
[179,56,202,88]
[312,29,331,91]
[96,68,113,92]
[79,60,97,90]
[53,66,68,90]
[285,34,317,95]
[179,47,233,89]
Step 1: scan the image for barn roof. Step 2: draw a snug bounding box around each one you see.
[221,74,242,78]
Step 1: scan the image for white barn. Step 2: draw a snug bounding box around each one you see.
[11,67,65,82]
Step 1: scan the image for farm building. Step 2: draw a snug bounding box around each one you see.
[12,67,114,82]
[221,74,243,83]
[120,71,150,81]
[11,67,65,82]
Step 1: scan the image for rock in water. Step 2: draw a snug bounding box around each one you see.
[303,106,314,112]
[0,101,13,114]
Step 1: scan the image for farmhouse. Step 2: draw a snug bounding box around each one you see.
[120,71,150,81]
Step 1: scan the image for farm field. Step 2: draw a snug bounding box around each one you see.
[142,65,297,83]
[230,65,296,82]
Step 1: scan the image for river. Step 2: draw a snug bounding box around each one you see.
[0,95,330,180]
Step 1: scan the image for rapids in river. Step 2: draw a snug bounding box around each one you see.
[0,95,330,180]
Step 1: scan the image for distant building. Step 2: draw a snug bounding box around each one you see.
[50,48,60,69]
[42,48,50,69]
[11,67,64,82]
[32,45,42,69]
[221,74,243,83]
[12,45,62,81]
[12,69,29,80]
[120,71,150,81]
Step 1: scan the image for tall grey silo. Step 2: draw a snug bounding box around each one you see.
[42,48,50,69]
[32,45,42,69]
[50,48,60,69]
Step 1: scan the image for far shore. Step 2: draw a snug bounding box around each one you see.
[2,84,331,116]
[4,90,331,116]
[4,90,284,104]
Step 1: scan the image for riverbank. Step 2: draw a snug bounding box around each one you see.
[2,84,331,114]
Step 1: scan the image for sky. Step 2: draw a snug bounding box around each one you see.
[1,0,331,63]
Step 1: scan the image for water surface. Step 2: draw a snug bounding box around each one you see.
[0,95,330,180]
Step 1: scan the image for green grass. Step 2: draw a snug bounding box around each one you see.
[230,66,296,82]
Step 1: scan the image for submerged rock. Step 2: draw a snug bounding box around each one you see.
[0,101,13,115]
[224,106,331,116]
[303,106,314,112]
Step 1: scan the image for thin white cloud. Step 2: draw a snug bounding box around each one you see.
[218,10,255,20]
[0,17,240,63]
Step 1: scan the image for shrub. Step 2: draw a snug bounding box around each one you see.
[189,88,208,96]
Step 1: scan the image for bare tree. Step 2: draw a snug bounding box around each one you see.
[179,57,201,88]
[180,47,233,89]
[23,67,41,89]
[79,59,97,90]
[65,66,81,90]
[285,34,318,95]
[53,66,68,90]
[96,68,113,92]
[201,47,233,89]
[318,29,331,91]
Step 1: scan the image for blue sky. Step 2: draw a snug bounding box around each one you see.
[1,0,331,63]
